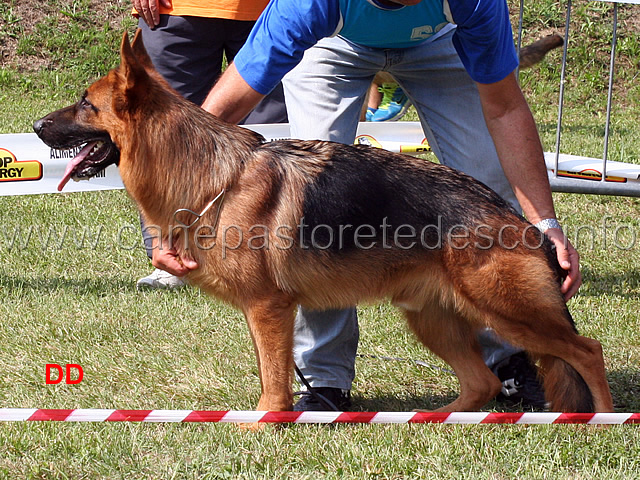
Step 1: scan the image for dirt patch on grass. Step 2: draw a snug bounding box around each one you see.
[0,0,131,72]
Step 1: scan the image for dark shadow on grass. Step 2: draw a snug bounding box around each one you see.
[0,273,142,296]
[607,368,640,412]
[349,367,640,413]
[351,393,545,413]
[575,266,640,298]
[352,391,456,413]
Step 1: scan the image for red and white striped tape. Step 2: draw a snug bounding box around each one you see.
[1,409,639,424]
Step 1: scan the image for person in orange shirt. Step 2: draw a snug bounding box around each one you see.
[133,0,288,290]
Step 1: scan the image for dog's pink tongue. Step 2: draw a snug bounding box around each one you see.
[57,142,97,191]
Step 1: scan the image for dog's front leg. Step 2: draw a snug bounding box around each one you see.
[244,296,297,411]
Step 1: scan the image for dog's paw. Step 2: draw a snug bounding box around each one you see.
[237,422,284,432]
[238,422,266,432]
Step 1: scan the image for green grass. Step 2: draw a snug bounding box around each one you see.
[1,0,640,478]
[0,0,136,132]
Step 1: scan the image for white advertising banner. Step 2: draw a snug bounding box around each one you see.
[593,0,640,4]
[1,122,638,197]
[0,133,124,196]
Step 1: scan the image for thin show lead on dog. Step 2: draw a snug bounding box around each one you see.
[33,30,613,415]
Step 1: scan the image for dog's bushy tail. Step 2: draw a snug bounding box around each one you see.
[519,34,564,69]
[539,347,594,412]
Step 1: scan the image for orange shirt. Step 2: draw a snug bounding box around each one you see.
[134,0,272,22]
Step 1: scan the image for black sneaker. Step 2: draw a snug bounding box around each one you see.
[492,352,547,410]
[293,387,352,412]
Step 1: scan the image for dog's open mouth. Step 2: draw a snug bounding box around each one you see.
[58,138,119,191]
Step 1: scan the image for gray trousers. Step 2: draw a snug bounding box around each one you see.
[283,31,522,389]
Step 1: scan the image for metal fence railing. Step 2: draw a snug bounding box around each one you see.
[517,0,640,196]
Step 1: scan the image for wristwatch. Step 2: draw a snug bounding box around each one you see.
[534,218,563,233]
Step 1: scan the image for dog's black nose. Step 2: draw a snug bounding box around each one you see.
[33,117,48,136]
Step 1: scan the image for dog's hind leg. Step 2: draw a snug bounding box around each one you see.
[403,305,502,412]
[489,313,612,412]
[243,295,297,412]
[454,251,613,412]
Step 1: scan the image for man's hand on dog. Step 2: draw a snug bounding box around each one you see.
[151,239,199,277]
[544,228,581,301]
[133,0,172,28]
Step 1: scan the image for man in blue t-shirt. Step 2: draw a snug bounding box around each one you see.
[154,0,582,411]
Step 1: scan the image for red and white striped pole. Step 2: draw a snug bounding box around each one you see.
[2,409,639,424]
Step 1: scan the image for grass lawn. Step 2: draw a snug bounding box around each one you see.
[0,0,639,478]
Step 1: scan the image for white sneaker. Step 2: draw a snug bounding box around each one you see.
[136,268,186,290]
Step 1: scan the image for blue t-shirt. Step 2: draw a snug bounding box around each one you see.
[234,0,518,94]
[338,0,450,48]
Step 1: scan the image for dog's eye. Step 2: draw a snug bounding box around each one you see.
[79,96,98,112]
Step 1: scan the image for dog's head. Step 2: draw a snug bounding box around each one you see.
[33,30,157,191]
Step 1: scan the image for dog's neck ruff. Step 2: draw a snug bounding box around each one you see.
[173,189,226,234]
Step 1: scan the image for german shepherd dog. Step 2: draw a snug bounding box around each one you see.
[34,31,613,414]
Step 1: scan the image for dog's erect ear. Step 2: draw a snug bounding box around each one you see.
[130,29,155,71]
[117,31,152,109]
[120,31,148,87]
